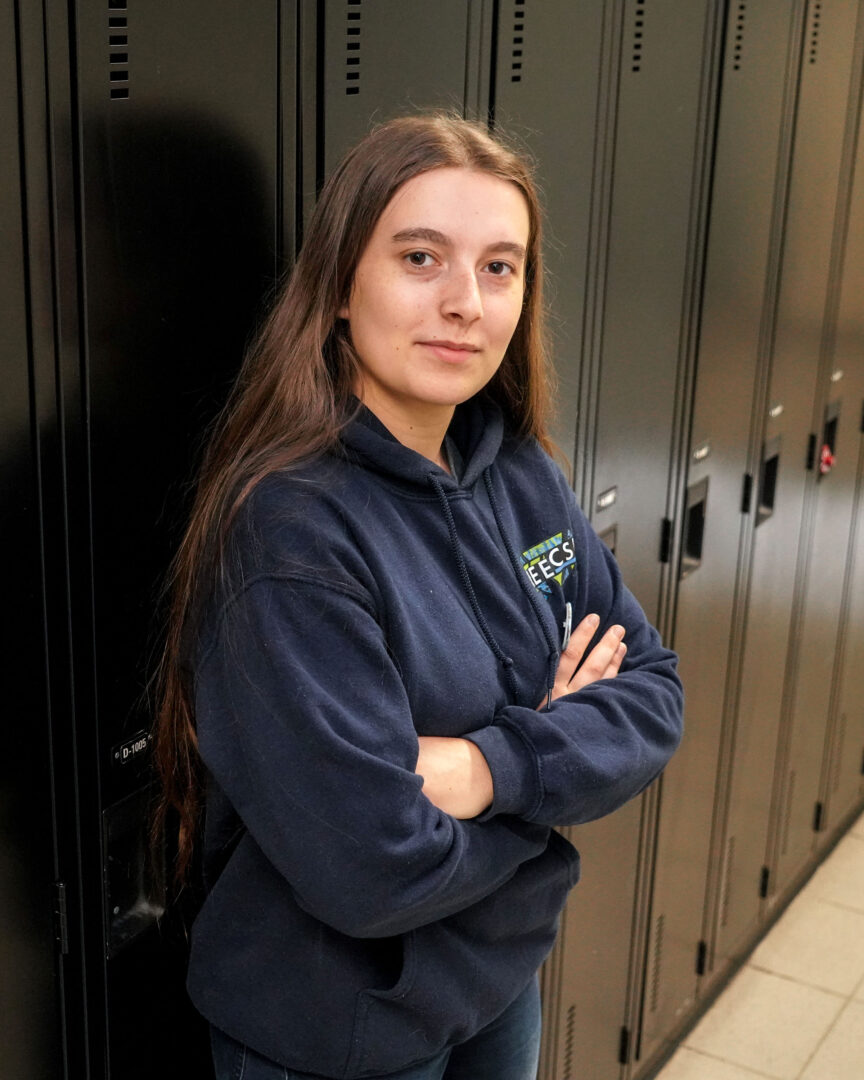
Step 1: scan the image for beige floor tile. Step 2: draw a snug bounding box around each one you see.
[850,811,864,840]
[656,1046,775,1080]
[748,892,864,994]
[800,1000,864,1080]
[685,967,843,1079]
[806,835,864,913]
[855,974,864,1002]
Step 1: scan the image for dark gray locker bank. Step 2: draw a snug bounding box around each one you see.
[744,0,863,906]
[818,86,864,839]
[674,0,807,989]
[769,5,864,893]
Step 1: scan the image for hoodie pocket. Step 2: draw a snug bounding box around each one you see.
[346,836,577,1077]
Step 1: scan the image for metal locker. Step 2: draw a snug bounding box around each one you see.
[569,2,725,1074]
[762,0,863,902]
[492,0,607,475]
[818,91,864,835]
[64,2,288,1075]
[1,2,65,1075]
[304,0,491,199]
[670,0,808,993]
[579,0,720,626]
[490,5,638,1077]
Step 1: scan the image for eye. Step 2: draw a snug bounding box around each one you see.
[405,251,434,268]
[485,260,514,277]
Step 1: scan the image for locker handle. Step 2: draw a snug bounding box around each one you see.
[756,439,780,527]
[679,477,708,580]
[819,404,840,477]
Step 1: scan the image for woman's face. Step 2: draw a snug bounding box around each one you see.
[341,167,530,428]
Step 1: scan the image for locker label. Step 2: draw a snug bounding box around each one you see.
[595,486,617,511]
[113,731,150,767]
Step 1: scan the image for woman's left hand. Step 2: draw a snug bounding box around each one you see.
[415,736,494,819]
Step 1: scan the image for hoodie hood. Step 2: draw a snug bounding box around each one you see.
[339,394,505,492]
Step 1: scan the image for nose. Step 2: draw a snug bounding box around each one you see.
[440,265,483,323]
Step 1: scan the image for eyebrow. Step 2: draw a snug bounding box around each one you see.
[391,227,526,261]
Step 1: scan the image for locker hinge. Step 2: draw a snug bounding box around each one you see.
[618,1025,631,1065]
[806,433,817,471]
[813,801,825,832]
[53,882,70,956]
[759,865,770,898]
[659,517,673,563]
[741,473,753,513]
[696,939,707,976]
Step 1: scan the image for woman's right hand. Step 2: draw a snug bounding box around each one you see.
[539,614,626,708]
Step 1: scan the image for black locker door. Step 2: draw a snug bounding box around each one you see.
[69,3,287,1075]
[1,2,64,1075]
[492,0,606,473]
[668,0,806,997]
[308,0,490,190]
[762,0,863,901]
[580,0,718,626]
[572,2,723,1074]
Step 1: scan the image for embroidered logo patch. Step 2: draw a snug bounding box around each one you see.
[522,530,577,596]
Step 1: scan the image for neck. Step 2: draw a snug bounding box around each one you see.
[358,392,455,471]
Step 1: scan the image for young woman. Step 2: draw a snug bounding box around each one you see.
[153,114,683,1080]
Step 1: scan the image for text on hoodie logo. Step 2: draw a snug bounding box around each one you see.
[522,530,577,596]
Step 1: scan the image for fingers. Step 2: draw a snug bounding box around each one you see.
[603,640,627,680]
[550,614,599,699]
[539,616,628,709]
[567,623,626,694]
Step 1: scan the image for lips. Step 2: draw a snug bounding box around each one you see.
[418,340,481,362]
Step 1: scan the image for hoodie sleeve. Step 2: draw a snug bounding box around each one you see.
[195,573,549,939]
[464,496,684,828]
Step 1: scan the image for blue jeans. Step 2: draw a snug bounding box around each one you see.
[210,975,541,1080]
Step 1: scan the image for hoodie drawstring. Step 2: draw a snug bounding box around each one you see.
[428,473,521,704]
[428,470,561,711]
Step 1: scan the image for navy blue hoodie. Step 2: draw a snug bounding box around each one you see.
[187,396,683,1078]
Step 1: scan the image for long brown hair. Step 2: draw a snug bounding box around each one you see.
[151,112,555,889]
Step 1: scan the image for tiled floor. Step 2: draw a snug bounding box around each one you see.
[655,810,864,1080]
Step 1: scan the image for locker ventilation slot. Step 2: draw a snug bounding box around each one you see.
[108,3,129,98]
[650,913,665,1011]
[732,3,746,71]
[631,0,646,73]
[562,1002,576,1079]
[511,1,525,82]
[809,2,822,65]
[345,0,362,94]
